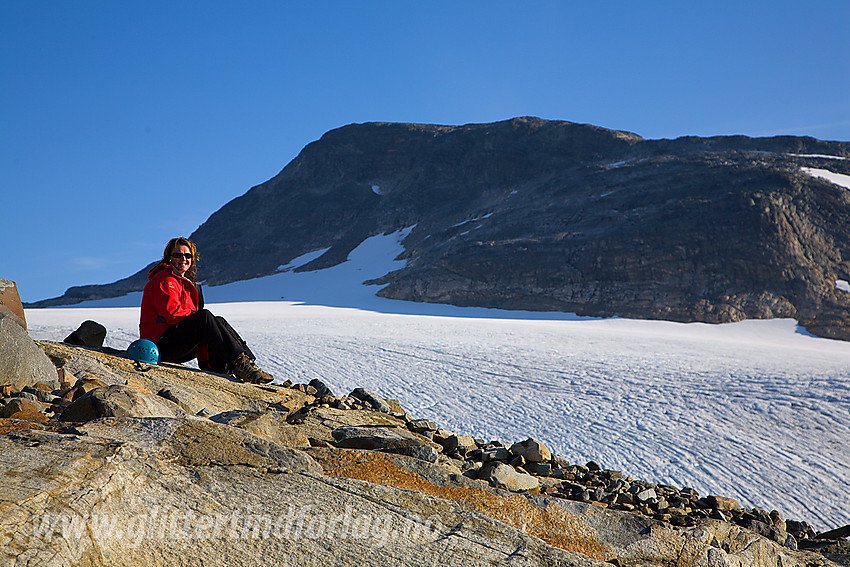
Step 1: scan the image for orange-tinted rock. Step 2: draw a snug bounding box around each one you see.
[0,398,48,422]
[0,278,26,331]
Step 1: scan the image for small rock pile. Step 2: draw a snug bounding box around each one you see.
[0,380,73,423]
[285,379,849,561]
[0,371,138,425]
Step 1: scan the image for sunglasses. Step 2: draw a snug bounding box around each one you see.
[171,253,193,260]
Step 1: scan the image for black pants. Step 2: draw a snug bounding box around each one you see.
[156,309,246,372]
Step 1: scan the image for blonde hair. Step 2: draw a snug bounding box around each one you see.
[161,237,199,281]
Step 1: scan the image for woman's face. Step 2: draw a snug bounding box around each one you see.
[170,244,193,277]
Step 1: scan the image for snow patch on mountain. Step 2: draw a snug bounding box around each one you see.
[801,167,850,190]
[790,153,847,160]
[452,213,493,228]
[276,247,331,272]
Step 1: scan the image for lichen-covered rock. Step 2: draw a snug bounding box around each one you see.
[1,422,600,567]
[707,494,742,511]
[210,409,310,448]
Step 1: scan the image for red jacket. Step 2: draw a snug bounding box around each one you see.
[139,265,200,342]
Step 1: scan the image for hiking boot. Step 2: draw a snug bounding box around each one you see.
[232,353,274,384]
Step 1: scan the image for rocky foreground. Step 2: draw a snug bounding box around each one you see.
[2,312,849,566]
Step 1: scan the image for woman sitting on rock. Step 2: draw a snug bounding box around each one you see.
[139,237,273,384]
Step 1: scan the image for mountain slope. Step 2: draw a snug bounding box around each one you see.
[30,117,850,339]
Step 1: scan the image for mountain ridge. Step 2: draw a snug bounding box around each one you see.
[27,117,850,339]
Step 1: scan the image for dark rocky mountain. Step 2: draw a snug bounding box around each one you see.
[30,117,850,339]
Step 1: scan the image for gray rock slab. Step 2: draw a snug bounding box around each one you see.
[210,409,310,448]
[78,416,320,473]
[332,426,433,450]
[0,312,59,390]
[290,406,407,446]
[407,418,439,434]
[0,424,603,567]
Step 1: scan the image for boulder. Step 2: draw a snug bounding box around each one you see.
[63,320,107,347]
[308,378,334,398]
[0,397,48,422]
[59,385,186,423]
[525,462,553,476]
[481,447,512,462]
[22,385,56,404]
[636,488,658,503]
[73,375,108,398]
[407,418,439,435]
[440,433,477,453]
[510,437,552,463]
[706,495,741,511]
[349,387,392,413]
[478,461,540,492]
[743,519,797,549]
[0,312,58,390]
[383,398,409,417]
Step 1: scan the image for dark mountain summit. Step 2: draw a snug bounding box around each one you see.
[32,117,850,339]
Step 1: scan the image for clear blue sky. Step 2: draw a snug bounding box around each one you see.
[3,1,849,303]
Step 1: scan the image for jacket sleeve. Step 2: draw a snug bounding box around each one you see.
[153,275,196,324]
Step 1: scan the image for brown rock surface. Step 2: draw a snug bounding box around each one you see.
[0,398,48,422]
[0,278,26,331]
[38,340,310,416]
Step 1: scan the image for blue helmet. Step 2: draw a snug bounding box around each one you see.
[126,339,160,365]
